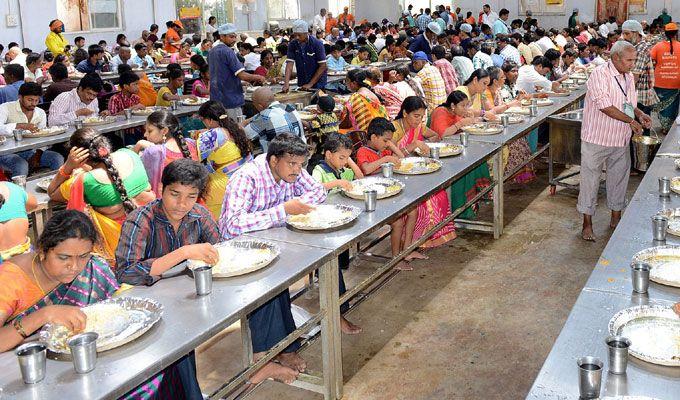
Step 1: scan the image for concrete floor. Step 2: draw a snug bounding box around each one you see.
[195,166,642,400]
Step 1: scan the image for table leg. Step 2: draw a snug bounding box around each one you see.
[493,150,504,239]
[318,258,342,400]
[240,316,253,368]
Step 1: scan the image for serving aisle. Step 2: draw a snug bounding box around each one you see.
[527,124,680,399]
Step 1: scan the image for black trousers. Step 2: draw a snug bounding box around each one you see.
[249,251,349,353]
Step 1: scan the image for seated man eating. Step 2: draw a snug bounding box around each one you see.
[219,133,359,385]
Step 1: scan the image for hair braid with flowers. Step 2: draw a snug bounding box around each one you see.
[69,128,136,213]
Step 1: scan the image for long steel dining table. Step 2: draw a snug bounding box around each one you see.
[527,124,680,399]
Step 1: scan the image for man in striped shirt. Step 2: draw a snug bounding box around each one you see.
[578,41,652,241]
[413,51,447,113]
[48,73,109,126]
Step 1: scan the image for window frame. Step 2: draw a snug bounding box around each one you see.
[265,0,300,21]
[56,0,123,34]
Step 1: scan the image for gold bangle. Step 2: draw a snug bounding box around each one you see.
[12,318,28,338]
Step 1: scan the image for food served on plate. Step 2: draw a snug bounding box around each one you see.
[505,106,531,115]
[492,114,524,124]
[181,97,209,106]
[521,98,553,106]
[188,241,279,277]
[343,177,404,199]
[462,123,504,135]
[82,116,116,125]
[394,157,441,174]
[22,126,68,138]
[286,204,360,230]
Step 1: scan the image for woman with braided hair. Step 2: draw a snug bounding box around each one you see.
[196,100,254,219]
[47,128,155,263]
[137,110,198,197]
[340,68,389,132]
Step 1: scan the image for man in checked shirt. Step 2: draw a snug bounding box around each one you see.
[219,133,361,384]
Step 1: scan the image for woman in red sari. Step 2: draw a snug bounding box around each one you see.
[392,96,457,259]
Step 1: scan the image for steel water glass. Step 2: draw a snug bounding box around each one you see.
[12,129,23,141]
[68,332,98,374]
[74,120,84,130]
[500,114,510,127]
[529,105,538,117]
[460,131,469,147]
[381,163,394,178]
[236,115,246,124]
[194,266,213,296]
[659,177,671,197]
[631,261,651,294]
[577,356,603,399]
[15,342,47,384]
[171,100,179,111]
[364,190,377,212]
[11,175,27,189]
[295,102,304,111]
[605,335,631,375]
[124,109,132,120]
[430,146,440,160]
[652,214,669,241]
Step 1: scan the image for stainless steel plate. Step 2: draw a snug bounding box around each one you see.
[181,97,209,106]
[491,114,525,124]
[82,117,116,126]
[342,177,404,200]
[286,204,361,231]
[22,126,67,138]
[656,209,680,237]
[521,98,554,107]
[671,177,680,195]
[505,106,531,115]
[188,239,280,278]
[393,157,442,175]
[632,245,680,287]
[36,178,51,192]
[608,305,680,366]
[131,106,167,116]
[462,123,504,135]
[41,297,163,353]
[424,142,464,157]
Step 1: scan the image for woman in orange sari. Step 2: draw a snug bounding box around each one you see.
[340,69,389,132]
[47,129,155,264]
[392,96,457,260]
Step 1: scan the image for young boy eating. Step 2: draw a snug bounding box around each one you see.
[351,46,371,66]
[312,133,363,193]
[108,72,145,115]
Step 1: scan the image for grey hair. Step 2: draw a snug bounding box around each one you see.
[610,40,635,56]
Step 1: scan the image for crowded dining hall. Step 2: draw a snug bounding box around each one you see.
[1,1,680,399]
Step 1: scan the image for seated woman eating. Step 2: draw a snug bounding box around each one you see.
[0,181,37,262]
[430,91,492,220]
[47,128,155,263]
[0,210,203,398]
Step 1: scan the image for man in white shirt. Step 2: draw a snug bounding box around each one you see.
[240,42,261,71]
[109,46,137,72]
[451,44,474,83]
[205,16,217,39]
[606,17,618,34]
[313,9,327,33]
[0,82,64,177]
[598,22,610,38]
[480,4,498,26]
[469,42,494,71]
[516,56,560,93]
[535,28,556,53]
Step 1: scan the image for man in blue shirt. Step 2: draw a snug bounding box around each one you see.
[283,20,327,92]
[0,64,25,104]
[76,44,105,73]
[493,9,510,36]
[408,21,441,61]
[209,23,265,119]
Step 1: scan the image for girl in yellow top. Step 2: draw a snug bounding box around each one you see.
[195,100,254,219]
[454,68,496,119]
[156,66,195,106]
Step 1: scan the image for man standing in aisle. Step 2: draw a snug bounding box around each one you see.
[408,21,442,61]
[313,8,327,33]
[283,20,327,92]
[338,6,355,28]
[569,8,580,29]
[493,9,510,36]
[416,8,432,32]
[45,19,69,57]
[578,41,652,241]
[622,19,658,136]
[480,4,498,27]
[209,23,265,119]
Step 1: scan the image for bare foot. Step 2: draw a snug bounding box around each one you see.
[249,361,298,385]
[405,250,428,261]
[610,211,622,229]
[395,261,413,271]
[581,227,596,242]
[341,316,363,335]
[275,352,307,372]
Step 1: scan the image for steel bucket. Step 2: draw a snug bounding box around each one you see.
[631,135,661,171]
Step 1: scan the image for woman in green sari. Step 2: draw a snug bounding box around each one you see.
[0,210,201,399]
